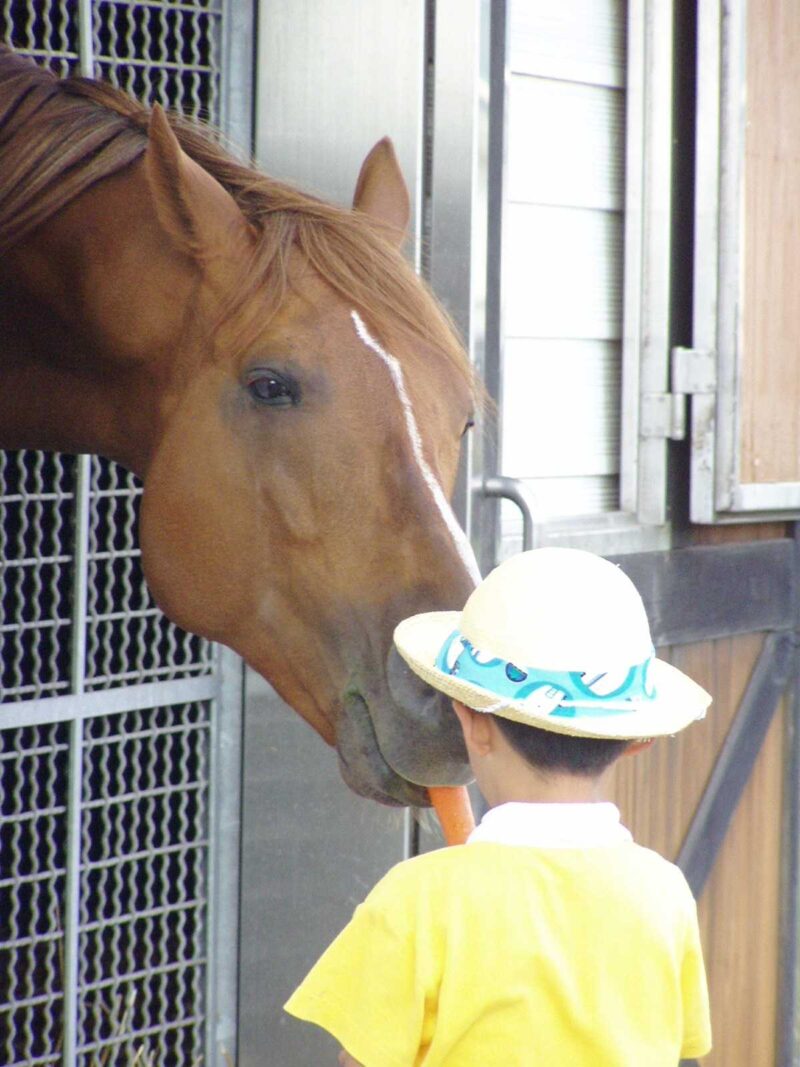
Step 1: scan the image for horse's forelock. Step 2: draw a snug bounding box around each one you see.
[220,201,477,399]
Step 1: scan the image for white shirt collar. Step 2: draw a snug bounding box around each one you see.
[467,801,632,849]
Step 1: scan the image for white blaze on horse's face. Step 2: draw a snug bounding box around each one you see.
[351,310,481,587]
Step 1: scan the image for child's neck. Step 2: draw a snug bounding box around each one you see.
[481,763,610,808]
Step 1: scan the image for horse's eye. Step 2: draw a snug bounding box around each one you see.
[246,370,298,407]
[462,417,475,437]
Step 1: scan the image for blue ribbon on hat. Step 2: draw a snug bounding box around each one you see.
[434,630,656,718]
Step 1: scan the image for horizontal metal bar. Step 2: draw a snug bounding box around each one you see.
[1,930,63,952]
[1,683,71,699]
[609,539,794,646]
[81,898,203,933]
[82,780,207,810]
[96,0,220,14]
[76,1016,203,1058]
[95,56,216,74]
[0,743,70,761]
[79,959,207,997]
[0,992,63,1013]
[0,676,218,728]
[0,493,74,503]
[83,721,209,747]
[85,666,212,686]
[0,805,66,825]
[676,631,793,897]
[85,608,163,622]
[0,869,67,890]
[82,840,209,872]
[0,555,72,567]
[5,1056,60,1067]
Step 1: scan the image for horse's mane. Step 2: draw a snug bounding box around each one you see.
[0,46,475,393]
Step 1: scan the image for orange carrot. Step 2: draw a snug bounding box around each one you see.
[429,785,476,846]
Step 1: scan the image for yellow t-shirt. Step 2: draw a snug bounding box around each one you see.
[285,841,711,1066]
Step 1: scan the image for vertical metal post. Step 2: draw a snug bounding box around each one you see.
[62,458,91,1066]
[777,524,800,1066]
[206,648,244,1067]
[426,0,490,547]
[220,0,256,158]
[60,716,84,1067]
[61,462,91,1063]
[65,0,93,978]
[77,0,94,77]
[475,0,508,574]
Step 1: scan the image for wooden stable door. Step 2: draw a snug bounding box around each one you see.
[611,631,788,1066]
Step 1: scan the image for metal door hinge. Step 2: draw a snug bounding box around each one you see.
[671,346,717,395]
[640,348,717,441]
[641,392,687,440]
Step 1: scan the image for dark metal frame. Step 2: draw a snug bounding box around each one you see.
[610,539,794,645]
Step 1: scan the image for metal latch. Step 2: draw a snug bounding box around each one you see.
[640,348,716,441]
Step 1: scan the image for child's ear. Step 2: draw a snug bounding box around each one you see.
[452,700,493,756]
[451,699,473,738]
[624,738,655,757]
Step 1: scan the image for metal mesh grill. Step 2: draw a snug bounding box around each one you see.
[0,0,220,703]
[0,3,234,1063]
[0,704,211,1066]
[76,703,210,1066]
[85,461,213,691]
[94,0,222,120]
[0,452,77,701]
[0,2,80,74]
[0,723,69,1066]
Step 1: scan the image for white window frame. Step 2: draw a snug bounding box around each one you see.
[687,0,800,523]
[492,0,675,559]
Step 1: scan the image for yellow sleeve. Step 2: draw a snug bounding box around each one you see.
[284,862,438,1067]
[679,899,712,1059]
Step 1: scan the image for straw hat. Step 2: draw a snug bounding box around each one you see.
[393,547,711,740]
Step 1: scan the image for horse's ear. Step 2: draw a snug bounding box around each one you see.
[144,104,245,255]
[352,137,410,248]
[144,104,199,251]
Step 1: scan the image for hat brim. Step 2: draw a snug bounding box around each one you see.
[394,612,712,740]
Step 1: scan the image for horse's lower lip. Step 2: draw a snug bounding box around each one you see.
[378,647,472,787]
[336,691,430,807]
[335,650,473,805]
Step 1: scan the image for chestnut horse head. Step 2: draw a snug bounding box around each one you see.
[0,47,479,805]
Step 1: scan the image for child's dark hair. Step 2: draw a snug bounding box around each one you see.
[492,714,631,777]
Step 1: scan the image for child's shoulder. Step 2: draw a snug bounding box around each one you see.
[625,841,692,880]
[368,844,483,904]
[615,842,697,907]
[371,841,695,906]
[385,843,479,882]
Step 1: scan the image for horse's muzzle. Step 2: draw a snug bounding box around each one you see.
[336,691,430,807]
[335,648,472,806]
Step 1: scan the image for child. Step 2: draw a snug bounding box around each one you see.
[284,547,713,1066]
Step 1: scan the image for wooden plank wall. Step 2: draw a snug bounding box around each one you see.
[609,633,784,1066]
[740,0,800,484]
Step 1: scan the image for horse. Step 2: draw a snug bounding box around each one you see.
[0,46,480,808]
